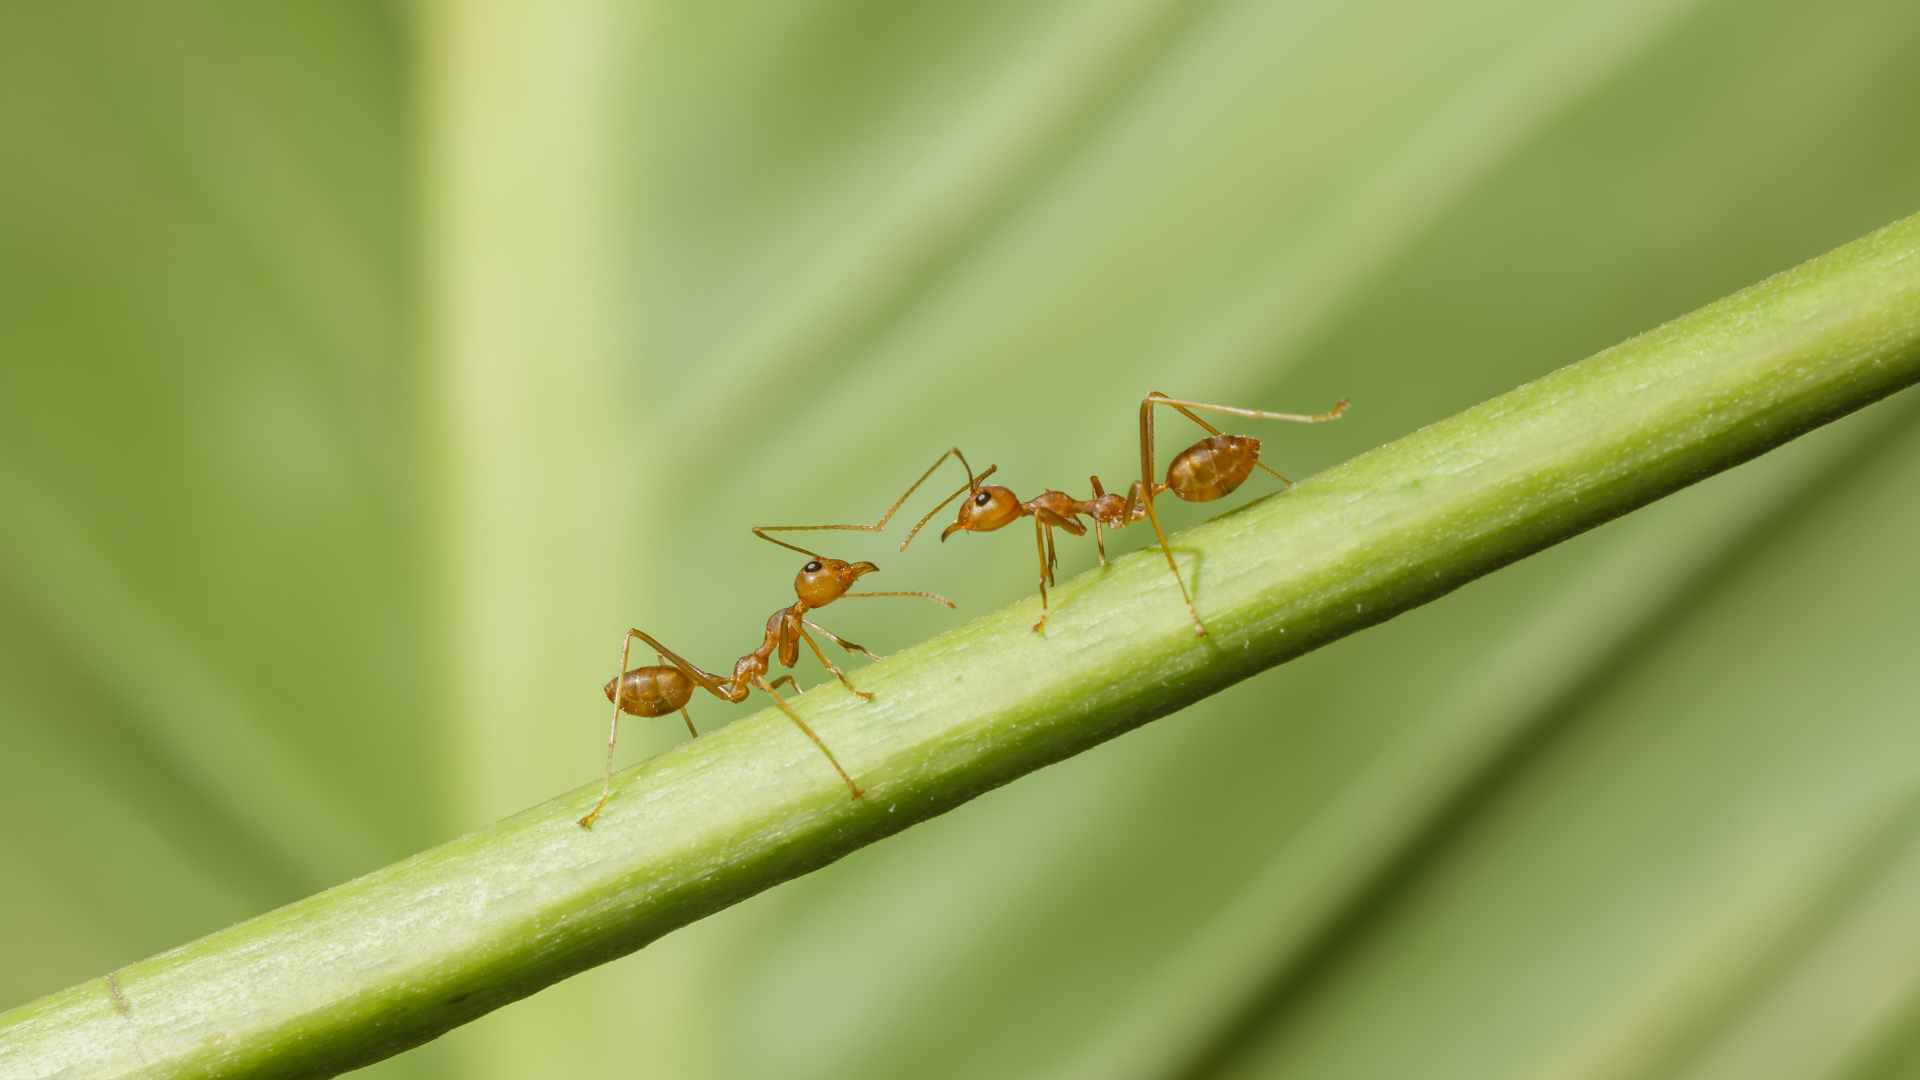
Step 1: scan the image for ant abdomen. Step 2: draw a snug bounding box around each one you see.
[1167,435,1261,502]
[605,666,696,718]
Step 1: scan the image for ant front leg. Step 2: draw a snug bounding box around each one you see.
[1087,474,1118,567]
[803,618,883,662]
[796,624,874,702]
[1027,508,1081,634]
[1030,515,1052,634]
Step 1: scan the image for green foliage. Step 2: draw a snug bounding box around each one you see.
[3,2,1919,1078]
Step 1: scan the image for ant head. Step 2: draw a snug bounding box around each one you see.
[794,557,877,607]
[942,485,1022,540]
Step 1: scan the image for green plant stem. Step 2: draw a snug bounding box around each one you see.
[5,212,1919,1079]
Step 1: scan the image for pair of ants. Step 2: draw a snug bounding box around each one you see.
[577,391,1347,828]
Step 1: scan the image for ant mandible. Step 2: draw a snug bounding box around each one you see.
[900,391,1347,637]
[578,452,979,829]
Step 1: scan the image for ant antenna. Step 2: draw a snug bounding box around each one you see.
[901,461,998,551]
[754,448,992,562]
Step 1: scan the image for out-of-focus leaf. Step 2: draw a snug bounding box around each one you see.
[5,0,1918,1077]
[418,0,678,1074]
[0,3,442,1077]
[1206,412,1920,1080]
[1674,797,1920,1080]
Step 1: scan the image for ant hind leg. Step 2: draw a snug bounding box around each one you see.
[579,706,621,830]
[582,630,732,829]
[1141,391,1347,488]
[580,629,642,829]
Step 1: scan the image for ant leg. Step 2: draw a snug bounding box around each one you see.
[1141,490,1206,637]
[767,675,800,693]
[581,627,643,829]
[803,618,883,662]
[796,625,874,702]
[1031,515,1052,634]
[1034,507,1085,584]
[1140,391,1161,503]
[623,629,736,700]
[581,630,738,829]
[1144,391,1348,430]
[1098,474,1113,568]
[756,448,999,559]
[1155,394,1289,485]
[1142,391,1348,487]
[1088,475,1110,566]
[1132,401,1206,635]
[753,674,863,799]
[1025,508,1083,634]
[580,707,621,829]
[1136,393,1343,639]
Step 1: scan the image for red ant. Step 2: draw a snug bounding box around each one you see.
[579,452,980,829]
[900,391,1347,637]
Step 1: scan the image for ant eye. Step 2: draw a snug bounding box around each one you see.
[804,560,822,573]
[974,491,992,506]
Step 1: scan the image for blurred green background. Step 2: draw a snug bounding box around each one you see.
[4,2,1919,1077]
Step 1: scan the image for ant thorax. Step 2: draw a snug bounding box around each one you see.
[1086,491,1133,526]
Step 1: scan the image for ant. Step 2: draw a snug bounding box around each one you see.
[579,451,982,829]
[900,391,1347,637]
